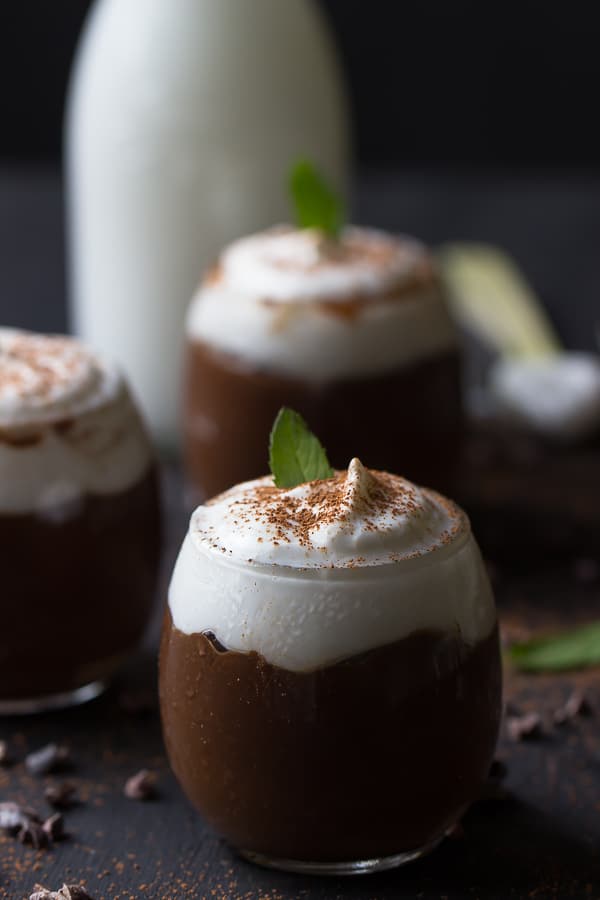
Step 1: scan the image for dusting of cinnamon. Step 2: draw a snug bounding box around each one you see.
[0,332,98,425]
[212,225,438,314]
[197,459,465,567]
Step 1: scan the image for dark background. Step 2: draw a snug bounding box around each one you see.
[1,0,599,167]
[0,1,599,349]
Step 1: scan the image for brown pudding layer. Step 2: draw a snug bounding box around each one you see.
[160,613,501,862]
[184,341,463,499]
[0,467,160,702]
[459,423,600,562]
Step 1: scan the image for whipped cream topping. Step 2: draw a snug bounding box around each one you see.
[186,226,457,380]
[169,461,496,671]
[490,352,600,441]
[0,328,154,513]
[218,226,431,302]
[192,458,463,569]
[1,329,113,426]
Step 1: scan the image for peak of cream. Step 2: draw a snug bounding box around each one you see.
[191,459,465,569]
[218,226,431,302]
[0,328,115,427]
[170,465,494,671]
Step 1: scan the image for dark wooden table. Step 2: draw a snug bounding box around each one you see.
[1,167,600,899]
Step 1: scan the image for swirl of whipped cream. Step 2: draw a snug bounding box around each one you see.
[169,461,496,671]
[186,226,457,380]
[1,328,114,426]
[0,328,154,513]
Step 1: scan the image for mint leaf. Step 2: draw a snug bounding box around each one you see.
[269,407,334,488]
[288,160,344,237]
[509,620,600,672]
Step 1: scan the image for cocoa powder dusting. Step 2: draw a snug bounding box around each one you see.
[1,335,82,400]
[201,462,463,563]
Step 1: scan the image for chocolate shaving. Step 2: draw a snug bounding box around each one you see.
[29,886,95,900]
[45,781,78,809]
[53,885,94,900]
[18,818,48,849]
[42,812,66,842]
[553,690,593,725]
[29,887,51,900]
[123,768,156,801]
[0,801,31,831]
[506,711,543,742]
[1,801,63,849]
[25,744,71,776]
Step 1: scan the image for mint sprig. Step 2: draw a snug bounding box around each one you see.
[288,160,344,238]
[509,620,600,672]
[269,407,334,488]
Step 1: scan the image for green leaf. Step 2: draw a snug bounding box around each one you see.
[288,159,344,237]
[509,620,600,672]
[269,407,334,488]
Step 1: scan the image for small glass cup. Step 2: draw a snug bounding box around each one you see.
[160,474,501,874]
[183,228,463,500]
[0,329,161,714]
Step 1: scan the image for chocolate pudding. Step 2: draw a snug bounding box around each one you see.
[0,329,160,712]
[184,227,462,499]
[162,619,500,863]
[160,460,501,873]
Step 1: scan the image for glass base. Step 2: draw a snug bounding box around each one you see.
[0,679,107,715]
[240,834,443,876]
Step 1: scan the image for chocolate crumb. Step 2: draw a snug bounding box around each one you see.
[123,768,156,801]
[45,781,78,809]
[0,801,31,831]
[29,886,52,900]
[553,690,593,725]
[18,818,48,849]
[42,812,66,842]
[58,888,96,900]
[29,885,95,900]
[25,744,71,776]
[507,711,543,742]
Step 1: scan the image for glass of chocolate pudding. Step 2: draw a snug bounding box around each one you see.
[184,226,463,500]
[160,455,501,874]
[0,328,161,713]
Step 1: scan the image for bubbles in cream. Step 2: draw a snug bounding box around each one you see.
[169,462,496,671]
[186,226,458,380]
[0,328,154,513]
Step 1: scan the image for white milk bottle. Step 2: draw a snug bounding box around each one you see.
[66,0,349,447]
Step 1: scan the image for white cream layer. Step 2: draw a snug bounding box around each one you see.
[0,328,154,513]
[169,461,496,671]
[186,227,457,380]
[490,352,600,441]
